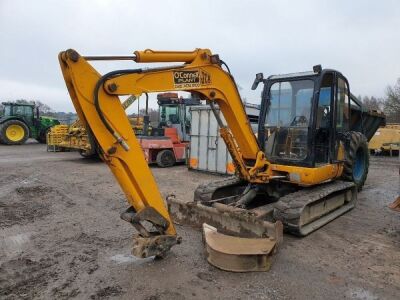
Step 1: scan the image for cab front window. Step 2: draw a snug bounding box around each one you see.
[265,79,314,161]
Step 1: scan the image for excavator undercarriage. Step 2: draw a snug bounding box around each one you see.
[182,178,357,236]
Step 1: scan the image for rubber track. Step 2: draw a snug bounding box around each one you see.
[194,177,243,202]
[273,180,355,235]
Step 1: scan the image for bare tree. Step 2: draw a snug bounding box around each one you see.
[384,78,400,122]
[361,96,383,111]
[236,83,248,103]
[35,101,53,115]
[138,108,159,124]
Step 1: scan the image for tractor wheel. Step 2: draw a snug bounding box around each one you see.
[79,149,97,159]
[341,131,369,191]
[79,130,98,159]
[0,120,29,145]
[156,149,176,168]
[37,128,50,144]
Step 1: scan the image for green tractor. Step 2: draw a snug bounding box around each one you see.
[0,102,60,145]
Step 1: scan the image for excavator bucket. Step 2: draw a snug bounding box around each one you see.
[166,196,283,272]
[389,196,400,212]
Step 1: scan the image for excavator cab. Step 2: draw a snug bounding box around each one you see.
[258,67,354,167]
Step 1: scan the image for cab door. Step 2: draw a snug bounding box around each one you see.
[334,76,350,134]
[314,72,334,164]
[314,72,351,165]
[331,75,351,160]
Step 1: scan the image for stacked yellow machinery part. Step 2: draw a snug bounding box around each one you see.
[369,124,400,155]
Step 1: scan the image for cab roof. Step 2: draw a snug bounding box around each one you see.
[267,68,343,81]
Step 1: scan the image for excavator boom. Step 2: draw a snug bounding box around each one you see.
[59,50,180,257]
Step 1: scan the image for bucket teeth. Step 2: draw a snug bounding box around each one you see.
[132,234,180,258]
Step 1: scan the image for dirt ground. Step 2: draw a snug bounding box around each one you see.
[0,142,399,300]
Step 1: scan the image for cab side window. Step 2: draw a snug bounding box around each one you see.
[336,78,350,131]
[24,106,33,116]
[314,73,333,164]
[15,106,24,115]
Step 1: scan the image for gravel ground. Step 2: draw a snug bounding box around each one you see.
[0,142,399,300]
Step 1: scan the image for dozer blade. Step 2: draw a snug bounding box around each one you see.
[389,196,400,212]
[166,196,283,242]
[202,224,277,272]
[166,196,282,272]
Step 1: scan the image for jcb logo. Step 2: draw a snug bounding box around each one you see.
[200,70,211,85]
[173,69,211,88]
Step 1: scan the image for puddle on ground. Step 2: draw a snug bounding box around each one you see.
[110,254,155,265]
[348,287,379,300]
[0,232,31,257]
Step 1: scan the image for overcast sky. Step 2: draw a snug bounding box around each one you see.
[1,0,399,113]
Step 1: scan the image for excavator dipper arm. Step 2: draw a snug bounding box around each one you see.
[58,49,272,259]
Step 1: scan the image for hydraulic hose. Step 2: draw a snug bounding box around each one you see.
[93,69,142,149]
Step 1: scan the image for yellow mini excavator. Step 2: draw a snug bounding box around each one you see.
[59,49,384,271]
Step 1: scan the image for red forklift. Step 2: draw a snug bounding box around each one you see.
[139,93,201,167]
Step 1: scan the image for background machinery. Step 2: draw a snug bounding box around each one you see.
[0,102,60,145]
[47,95,139,157]
[139,92,200,167]
[48,92,201,167]
[58,48,384,271]
[47,118,98,157]
[369,124,400,156]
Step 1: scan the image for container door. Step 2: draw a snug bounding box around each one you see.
[206,109,219,172]
[189,107,235,175]
[198,109,210,171]
[215,113,233,174]
[189,108,200,170]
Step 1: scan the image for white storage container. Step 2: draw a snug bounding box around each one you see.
[189,104,259,175]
